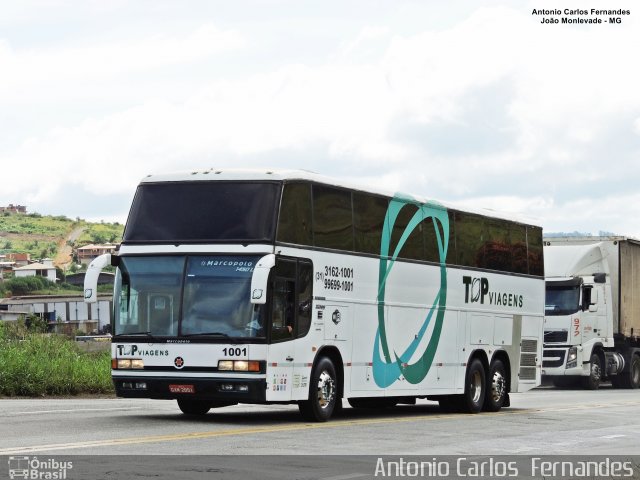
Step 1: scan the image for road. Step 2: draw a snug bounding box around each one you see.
[1,386,640,457]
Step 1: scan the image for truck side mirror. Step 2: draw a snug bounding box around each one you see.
[84,253,112,303]
[250,254,276,305]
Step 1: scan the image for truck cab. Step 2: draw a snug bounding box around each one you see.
[542,237,640,390]
[543,272,613,388]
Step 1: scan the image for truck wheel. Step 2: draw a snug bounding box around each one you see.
[612,355,640,389]
[630,356,640,389]
[582,353,602,390]
[458,358,485,414]
[484,359,507,412]
[299,357,338,422]
[177,399,210,415]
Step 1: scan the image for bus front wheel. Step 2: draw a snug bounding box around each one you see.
[299,357,338,422]
[177,398,211,416]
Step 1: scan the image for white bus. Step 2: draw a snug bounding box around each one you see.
[85,169,544,422]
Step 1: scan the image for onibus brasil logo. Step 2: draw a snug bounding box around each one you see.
[372,196,449,387]
[8,456,73,479]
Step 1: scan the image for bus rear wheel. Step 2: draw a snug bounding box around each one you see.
[299,357,338,422]
[458,358,485,413]
[484,359,507,412]
[177,398,211,416]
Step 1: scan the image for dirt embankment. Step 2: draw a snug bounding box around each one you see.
[54,226,85,269]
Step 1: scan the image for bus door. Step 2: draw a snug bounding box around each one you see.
[267,258,314,401]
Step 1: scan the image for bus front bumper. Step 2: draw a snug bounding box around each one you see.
[113,375,267,402]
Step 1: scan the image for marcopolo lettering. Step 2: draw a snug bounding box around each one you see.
[463,276,524,308]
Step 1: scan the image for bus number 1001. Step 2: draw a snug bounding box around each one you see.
[222,347,247,356]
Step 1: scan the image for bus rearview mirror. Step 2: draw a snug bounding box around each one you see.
[84,253,112,303]
[250,254,276,305]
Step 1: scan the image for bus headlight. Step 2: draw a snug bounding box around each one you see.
[566,347,578,369]
[218,360,262,372]
[115,358,145,369]
[218,360,234,371]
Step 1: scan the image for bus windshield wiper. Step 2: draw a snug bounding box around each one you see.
[122,331,153,336]
[182,332,232,339]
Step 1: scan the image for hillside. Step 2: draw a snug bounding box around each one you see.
[0,212,124,269]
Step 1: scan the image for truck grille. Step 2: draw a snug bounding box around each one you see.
[544,330,568,343]
[543,349,566,368]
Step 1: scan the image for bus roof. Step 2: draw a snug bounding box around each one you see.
[140,168,541,227]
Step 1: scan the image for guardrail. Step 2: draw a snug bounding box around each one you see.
[75,335,112,342]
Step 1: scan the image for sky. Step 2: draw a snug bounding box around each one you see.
[1,0,639,235]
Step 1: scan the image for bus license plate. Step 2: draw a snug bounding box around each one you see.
[169,384,195,394]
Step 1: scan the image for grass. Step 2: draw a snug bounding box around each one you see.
[0,323,114,396]
[0,212,124,259]
[77,222,124,245]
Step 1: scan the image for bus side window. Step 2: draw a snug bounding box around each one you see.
[272,278,295,342]
[271,258,313,342]
[297,261,313,338]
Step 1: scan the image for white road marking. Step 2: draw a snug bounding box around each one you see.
[2,407,143,416]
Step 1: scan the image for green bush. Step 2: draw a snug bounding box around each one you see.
[0,322,113,396]
[4,276,58,295]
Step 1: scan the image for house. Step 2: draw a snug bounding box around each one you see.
[0,293,112,334]
[13,259,57,283]
[0,258,16,278]
[76,244,117,265]
[0,204,27,214]
[6,253,30,267]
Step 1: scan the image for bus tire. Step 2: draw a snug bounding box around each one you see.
[177,399,211,416]
[298,357,338,422]
[484,359,507,412]
[459,358,485,414]
[581,353,602,390]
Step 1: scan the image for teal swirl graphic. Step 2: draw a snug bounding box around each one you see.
[372,196,450,387]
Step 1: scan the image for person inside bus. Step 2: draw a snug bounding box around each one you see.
[272,279,295,340]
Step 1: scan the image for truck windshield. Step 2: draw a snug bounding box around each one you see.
[114,255,265,339]
[545,282,581,316]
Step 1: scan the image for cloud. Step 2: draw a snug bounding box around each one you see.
[0,23,246,104]
[1,3,639,235]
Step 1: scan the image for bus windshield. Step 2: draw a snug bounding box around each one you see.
[114,255,265,339]
[545,281,581,316]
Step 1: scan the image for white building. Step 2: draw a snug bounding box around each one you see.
[13,259,57,283]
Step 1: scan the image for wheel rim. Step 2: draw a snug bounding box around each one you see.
[470,370,483,404]
[592,361,601,382]
[317,370,336,409]
[491,370,506,403]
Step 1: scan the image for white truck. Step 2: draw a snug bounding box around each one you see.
[543,236,640,389]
